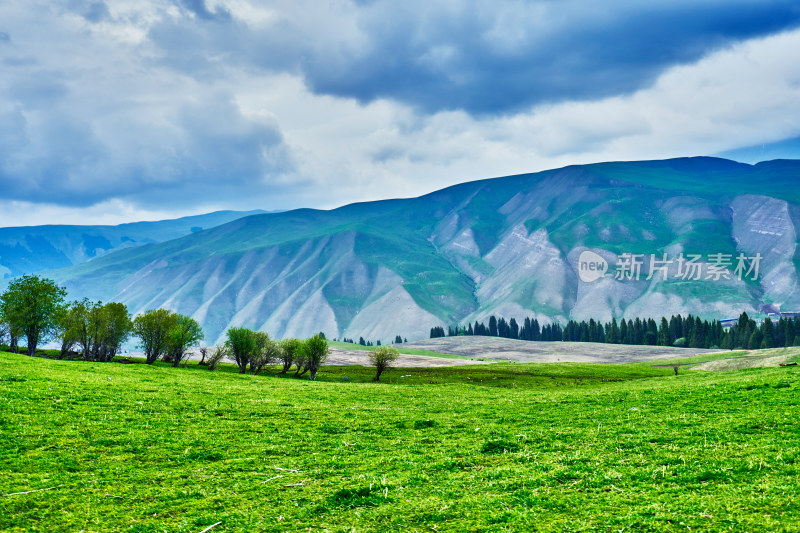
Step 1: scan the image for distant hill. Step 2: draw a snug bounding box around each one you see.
[42,157,800,343]
[0,210,265,279]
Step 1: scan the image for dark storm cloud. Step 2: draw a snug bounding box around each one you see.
[147,0,800,115]
[298,0,800,114]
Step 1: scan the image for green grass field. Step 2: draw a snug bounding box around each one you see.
[2,351,799,532]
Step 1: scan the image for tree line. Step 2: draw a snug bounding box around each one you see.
[0,275,334,380]
[431,315,563,342]
[431,312,800,350]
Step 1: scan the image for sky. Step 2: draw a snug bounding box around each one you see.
[1,0,800,227]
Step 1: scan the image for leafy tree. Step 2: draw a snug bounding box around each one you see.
[301,334,329,381]
[226,326,256,373]
[57,299,87,358]
[249,330,278,374]
[394,335,403,344]
[367,345,399,381]
[59,300,132,362]
[88,302,132,362]
[279,338,302,374]
[293,346,310,377]
[165,314,204,367]
[0,275,67,356]
[132,309,179,364]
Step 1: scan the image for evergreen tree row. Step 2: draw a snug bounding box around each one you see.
[431,312,800,350]
[431,315,563,342]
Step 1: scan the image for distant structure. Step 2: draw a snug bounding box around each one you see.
[767,311,800,320]
[721,311,799,328]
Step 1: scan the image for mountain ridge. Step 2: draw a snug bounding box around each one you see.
[0,209,267,279]
[29,156,800,343]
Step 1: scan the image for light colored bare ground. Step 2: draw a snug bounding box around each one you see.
[325,349,492,367]
[399,336,719,364]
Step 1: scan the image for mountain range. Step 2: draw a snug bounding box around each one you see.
[11,157,800,344]
[0,210,265,279]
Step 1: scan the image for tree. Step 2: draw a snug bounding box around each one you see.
[55,299,134,363]
[226,326,256,373]
[279,338,302,374]
[0,275,67,356]
[368,345,399,381]
[57,299,86,358]
[85,302,132,362]
[293,346,310,377]
[249,330,278,374]
[761,318,776,348]
[132,309,179,364]
[301,334,329,381]
[489,316,498,337]
[165,314,204,367]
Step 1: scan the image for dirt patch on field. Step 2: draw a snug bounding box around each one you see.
[400,337,718,364]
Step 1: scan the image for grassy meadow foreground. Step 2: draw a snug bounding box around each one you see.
[1,349,800,532]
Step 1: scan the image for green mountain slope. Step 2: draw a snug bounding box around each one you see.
[44,157,800,343]
[0,210,266,279]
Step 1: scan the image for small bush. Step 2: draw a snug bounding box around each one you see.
[413,420,436,429]
[481,438,521,454]
[207,345,228,371]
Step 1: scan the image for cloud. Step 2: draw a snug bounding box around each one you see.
[143,0,800,115]
[246,27,800,207]
[0,91,293,208]
[83,1,111,23]
[176,0,231,22]
[0,0,799,227]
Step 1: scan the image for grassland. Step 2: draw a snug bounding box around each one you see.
[2,350,800,532]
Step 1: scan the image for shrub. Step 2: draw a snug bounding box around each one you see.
[301,334,329,381]
[249,331,278,375]
[367,346,400,381]
[226,327,256,374]
[207,345,228,371]
[279,338,302,374]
